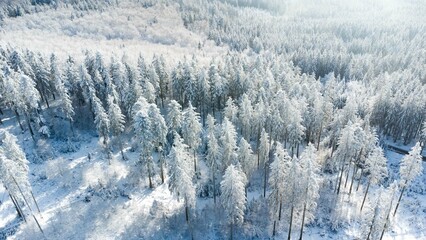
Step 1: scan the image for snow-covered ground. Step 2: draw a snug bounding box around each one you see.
[0,2,227,64]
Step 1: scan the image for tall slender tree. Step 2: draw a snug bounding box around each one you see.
[181,102,202,172]
[268,143,291,236]
[221,164,247,240]
[168,132,196,223]
[394,142,423,216]
[0,130,32,219]
[360,146,388,211]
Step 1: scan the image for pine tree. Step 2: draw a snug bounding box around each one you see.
[221,164,247,240]
[51,54,74,133]
[16,72,41,141]
[171,61,184,105]
[220,117,238,170]
[286,154,303,240]
[107,95,126,160]
[167,100,183,134]
[223,97,238,125]
[286,98,306,157]
[238,137,255,178]
[362,183,397,240]
[30,53,52,108]
[110,56,128,110]
[181,102,202,172]
[206,131,222,204]
[238,93,253,140]
[360,146,388,211]
[152,54,169,107]
[0,130,32,219]
[268,143,292,236]
[258,128,270,197]
[148,104,167,150]
[333,120,364,194]
[133,97,155,187]
[298,144,321,239]
[197,68,210,122]
[182,60,197,107]
[148,103,168,183]
[91,92,110,146]
[2,69,25,130]
[209,61,226,114]
[394,142,423,216]
[168,132,195,223]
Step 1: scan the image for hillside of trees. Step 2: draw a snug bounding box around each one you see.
[0,0,425,239]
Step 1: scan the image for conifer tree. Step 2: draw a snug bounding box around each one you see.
[394,142,423,216]
[258,128,270,197]
[168,132,195,223]
[206,130,221,204]
[0,130,32,219]
[220,117,238,170]
[167,100,183,134]
[298,144,321,240]
[91,92,109,146]
[238,137,255,178]
[107,95,126,160]
[360,146,388,211]
[181,102,202,172]
[51,54,74,133]
[268,143,291,236]
[238,93,253,140]
[221,164,247,240]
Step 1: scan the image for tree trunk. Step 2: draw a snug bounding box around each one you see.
[32,214,45,236]
[31,191,42,215]
[69,119,75,136]
[193,150,197,173]
[257,126,261,168]
[380,188,397,240]
[360,180,370,212]
[14,109,24,131]
[43,92,50,108]
[344,163,351,188]
[356,168,364,192]
[299,202,307,240]
[257,149,260,169]
[160,156,165,184]
[366,216,374,240]
[213,167,216,204]
[230,223,234,240]
[287,205,294,240]
[118,137,125,161]
[393,184,406,217]
[263,161,268,198]
[348,165,358,196]
[316,122,323,150]
[185,202,189,223]
[278,198,283,221]
[336,163,345,195]
[273,220,277,236]
[9,193,25,220]
[12,175,33,213]
[26,115,35,142]
[148,166,153,189]
[296,143,300,158]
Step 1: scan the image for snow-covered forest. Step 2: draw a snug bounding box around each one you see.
[0,0,425,239]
